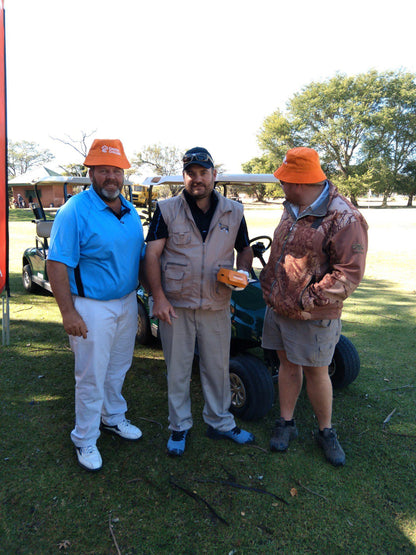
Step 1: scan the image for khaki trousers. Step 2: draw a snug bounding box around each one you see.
[160,307,236,432]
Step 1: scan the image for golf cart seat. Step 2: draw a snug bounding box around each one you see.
[36,220,53,239]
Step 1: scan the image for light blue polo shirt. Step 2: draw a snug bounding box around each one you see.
[48,186,145,301]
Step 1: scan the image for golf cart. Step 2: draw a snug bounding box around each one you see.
[136,174,361,421]
[21,177,134,294]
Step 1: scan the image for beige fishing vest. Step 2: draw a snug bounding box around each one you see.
[158,190,243,310]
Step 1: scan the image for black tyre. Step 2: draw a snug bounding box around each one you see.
[329,334,360,389]
[22,264,39,293]
[136,300,152,345]
[229,353,274,421]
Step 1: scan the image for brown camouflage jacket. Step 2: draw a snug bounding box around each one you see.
[259,182,368,320]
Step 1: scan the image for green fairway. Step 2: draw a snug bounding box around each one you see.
[1,203,415,554]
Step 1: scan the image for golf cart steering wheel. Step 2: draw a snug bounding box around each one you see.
[249,235,272,268]
[249,235,272,254]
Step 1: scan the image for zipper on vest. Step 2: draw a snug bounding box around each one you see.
[199,242,206,309]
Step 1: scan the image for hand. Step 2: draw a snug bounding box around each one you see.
[152,296,177,325]
[226,270,250,291]
[62,309,88,338]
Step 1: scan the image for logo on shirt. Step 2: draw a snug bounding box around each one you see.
[219,223,229,233]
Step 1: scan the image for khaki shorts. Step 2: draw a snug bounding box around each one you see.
[261,307,341,367]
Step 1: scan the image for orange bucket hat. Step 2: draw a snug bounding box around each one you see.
[84,139,130,169]
[274,147,326,184]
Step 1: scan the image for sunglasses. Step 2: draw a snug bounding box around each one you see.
[182,152,214,165]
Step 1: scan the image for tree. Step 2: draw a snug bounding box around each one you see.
[50,130,96,158]
[241,155,283,201]
[256,109,297,163]
[50,130,96,177]
[130,144,184,196]
[247,70,416,206]
[399,160,416,206]
[60,163,88,177]
[7,140,54,177]
[361,71,416,206]
[287,72,382,204]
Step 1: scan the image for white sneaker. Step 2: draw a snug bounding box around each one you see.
[101,419,143,441]
[75,445,102,472]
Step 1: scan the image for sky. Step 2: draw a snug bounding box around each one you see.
[4,0,416,177]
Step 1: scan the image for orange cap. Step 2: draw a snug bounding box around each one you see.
[84,139,130,169]
[274,147,326,184]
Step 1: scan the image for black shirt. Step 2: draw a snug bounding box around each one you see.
[146,190,250,252]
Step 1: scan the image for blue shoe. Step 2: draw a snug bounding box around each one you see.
[167,429,189,456]
[206,425,255,444]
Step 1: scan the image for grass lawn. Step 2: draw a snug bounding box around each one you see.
[1,203,416,554]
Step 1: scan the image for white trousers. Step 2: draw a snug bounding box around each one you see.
[160,307,236,432]
[69,291,137,447]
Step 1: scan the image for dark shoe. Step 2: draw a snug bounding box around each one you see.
[167,429,189,456]
[206,425,255,444]
[270,417,298,452]
[101,419,142,440]
[315,428,346,467]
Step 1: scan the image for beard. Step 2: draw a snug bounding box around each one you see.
[100,186,120,200]
[92,178,121,201]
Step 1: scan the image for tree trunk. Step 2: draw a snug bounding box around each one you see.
[349,193,358,207]
[407,194,414,207]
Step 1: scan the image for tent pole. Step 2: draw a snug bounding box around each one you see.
[1,292,9,346]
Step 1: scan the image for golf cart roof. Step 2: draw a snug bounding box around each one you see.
[33,175,133,186]
[142,173,279,187]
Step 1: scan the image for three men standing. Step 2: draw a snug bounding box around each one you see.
[48,141,367,470]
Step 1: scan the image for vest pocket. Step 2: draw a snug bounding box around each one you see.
[164,264,186,294]
[171,230,191,245]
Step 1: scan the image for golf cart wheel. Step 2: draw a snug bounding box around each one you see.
[329,334,360,389]
[136,300,152,345]
[22,264,39,293]
[229,353,274,421]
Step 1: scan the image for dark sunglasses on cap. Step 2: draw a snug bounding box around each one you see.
[182,152,214,165]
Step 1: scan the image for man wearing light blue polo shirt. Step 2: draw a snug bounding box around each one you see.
[47,139,145,472]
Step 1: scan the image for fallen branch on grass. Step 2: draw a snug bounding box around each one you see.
[137,416,163,429]
[196,477,288,506]
[294,480,328,501]
[169,476,229,526]
[382,408,396,429]
[108,514,121,555]
[249,444,268,454]
[382,384,414,391]
[382,430,416,439]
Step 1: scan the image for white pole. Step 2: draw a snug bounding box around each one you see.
[1,293,9,345]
